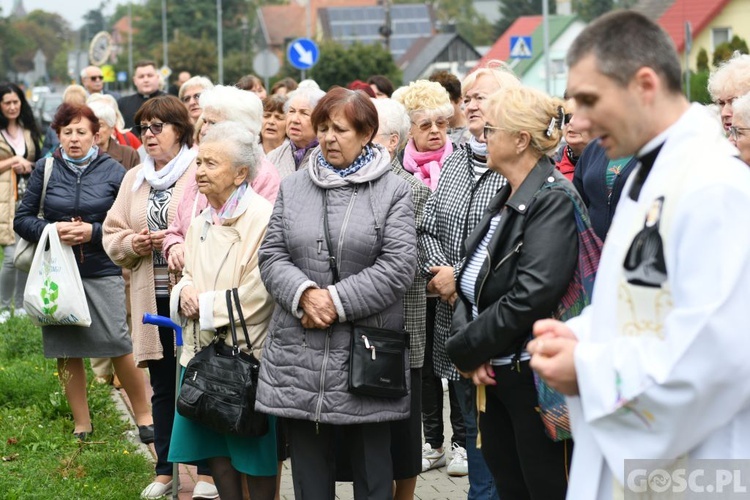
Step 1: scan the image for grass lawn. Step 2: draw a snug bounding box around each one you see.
[0,316,153,499]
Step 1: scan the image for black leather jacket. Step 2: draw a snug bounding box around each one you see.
[446,158,579,372]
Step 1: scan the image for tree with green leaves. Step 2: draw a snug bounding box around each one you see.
[4,11,72,81]
[281,41,401,91]
[495,0,556,38]
[696,48,709,73]
[713,35,749,67]
[573,0,612,22]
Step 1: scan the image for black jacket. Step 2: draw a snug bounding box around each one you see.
[573,140,638,241]
[14,150,126,278]
[446,158,579,372]
[117,90,166,130]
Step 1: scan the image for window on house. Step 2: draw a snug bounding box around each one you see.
[712,28,731,50]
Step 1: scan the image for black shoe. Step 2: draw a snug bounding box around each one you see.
[73,424,94,441]
[138,424,155,444]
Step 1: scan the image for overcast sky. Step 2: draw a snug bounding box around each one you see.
[1,0,122,29]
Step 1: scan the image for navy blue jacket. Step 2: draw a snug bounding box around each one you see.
[573,140,638,241]
[14,150,126,278]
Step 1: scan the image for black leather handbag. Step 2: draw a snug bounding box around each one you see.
[349,325,408,398]
[322,193,408,399]
[176,288,269,437]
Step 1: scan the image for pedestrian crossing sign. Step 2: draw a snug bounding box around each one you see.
[510,36,533,59]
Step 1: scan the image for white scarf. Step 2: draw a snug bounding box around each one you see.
[132,144,196,192]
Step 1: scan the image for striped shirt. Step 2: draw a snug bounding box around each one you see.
[460,213,502,319]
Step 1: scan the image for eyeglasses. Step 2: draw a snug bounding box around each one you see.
[139,122,168,136]
[729,126,750,140]
[88,75,104,81]
[412,118,449,132]
[715,97,737,108]
[181,93,201,103]
[483,124,502,140]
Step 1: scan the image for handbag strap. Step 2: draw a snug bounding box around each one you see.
[322,192,340,284]
[224,288,254,352]
[37,157,54,218]
[232,287,254,350]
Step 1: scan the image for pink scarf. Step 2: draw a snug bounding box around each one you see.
[402,139,454,191]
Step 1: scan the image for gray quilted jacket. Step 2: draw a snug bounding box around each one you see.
[256,144,417,424]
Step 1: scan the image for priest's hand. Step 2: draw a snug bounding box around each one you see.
[528,321,579,396]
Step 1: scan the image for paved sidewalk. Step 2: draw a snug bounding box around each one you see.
[116,373,469,499]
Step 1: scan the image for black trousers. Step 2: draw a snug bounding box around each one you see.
[422,297,465,449]
[148,297,210,477]
[479,360,571,500]
[286,418,393,500]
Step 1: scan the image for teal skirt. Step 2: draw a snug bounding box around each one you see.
[168,367,278,476]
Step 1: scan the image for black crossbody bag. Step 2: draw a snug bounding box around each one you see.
[176,288,269,436]
[322,193,408,399]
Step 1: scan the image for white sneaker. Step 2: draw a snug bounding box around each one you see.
[14,308,27,317]
[0,311,10,324]
[421,443,446,472]
[446,443,469,477]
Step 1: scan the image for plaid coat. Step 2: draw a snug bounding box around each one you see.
[391,157,430,368]
[417,144,506,379]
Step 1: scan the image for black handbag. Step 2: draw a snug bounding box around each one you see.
[176,288,269,437]
[322,193,408,399]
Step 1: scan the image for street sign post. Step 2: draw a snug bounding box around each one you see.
[253,49,281,94]
[510,36,533,59]
[287,38,320,71]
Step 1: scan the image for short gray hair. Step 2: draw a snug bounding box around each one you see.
[708,53,750,101]
[178,76,214,99]
[200,121,260,182]
[372,98,410,151]
[283,87,326,113]
[732,93,750,127]
[87,100,116,128]
[200,85,263,135]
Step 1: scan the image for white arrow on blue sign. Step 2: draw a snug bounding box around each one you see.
[510,36,532,59]
[287,38,320,70]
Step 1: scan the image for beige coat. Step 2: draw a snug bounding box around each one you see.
[0,129,36,245]
[103,163,195,366]
[170,188,274,366]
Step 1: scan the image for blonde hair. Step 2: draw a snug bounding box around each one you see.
[87,93,126,131]
[462,60,521,97]
[486,86,565,157]
[392,79,453,121]
[63,84,87,105]
[708,53,750,101]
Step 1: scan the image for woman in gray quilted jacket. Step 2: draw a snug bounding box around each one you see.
[256,87,417,499]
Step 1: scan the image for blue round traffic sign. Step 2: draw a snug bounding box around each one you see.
[287,38,320,70]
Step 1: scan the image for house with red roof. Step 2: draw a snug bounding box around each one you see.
[633,0,750,71]
[474,15,585,97]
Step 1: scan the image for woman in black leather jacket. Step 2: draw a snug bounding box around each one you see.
[446,86,579,499]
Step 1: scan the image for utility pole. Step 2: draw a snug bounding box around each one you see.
[161,0,168,68]
[379,0,393,54]
[217,0,224,84]
[542,0,550,94]
[128,2,133,91]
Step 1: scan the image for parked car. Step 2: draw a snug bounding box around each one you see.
[33,92,63,133]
